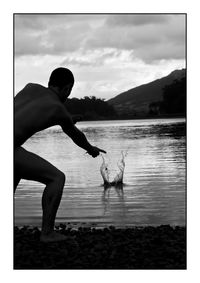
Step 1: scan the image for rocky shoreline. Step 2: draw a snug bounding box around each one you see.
[14,224,186,269]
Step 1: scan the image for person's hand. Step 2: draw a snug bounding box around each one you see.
[72,115,83,124]
[87,146,106,158]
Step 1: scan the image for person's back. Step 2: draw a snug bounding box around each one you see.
[15,83,62,147]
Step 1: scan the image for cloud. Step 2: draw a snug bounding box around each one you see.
[15,14,93,56]
[15,14,185,62]
[85,14,185,62]
[15,14,47,31]
[15,14,103,31]
[61,48,124,67]
[106,14,170,26]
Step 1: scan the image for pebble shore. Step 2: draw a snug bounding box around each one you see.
[14,224,186,269]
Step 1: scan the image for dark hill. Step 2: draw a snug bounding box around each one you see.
[108,69,186,117]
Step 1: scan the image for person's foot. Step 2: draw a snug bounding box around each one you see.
[40,231,67,243]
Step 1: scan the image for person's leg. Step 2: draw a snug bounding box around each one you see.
[15,147,66,242]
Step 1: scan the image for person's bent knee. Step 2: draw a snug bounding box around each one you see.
[55,170,65,185]
[48,170,65,186]
[60,171,66,185]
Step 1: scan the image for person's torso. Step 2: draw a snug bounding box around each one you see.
[14,83,62,146]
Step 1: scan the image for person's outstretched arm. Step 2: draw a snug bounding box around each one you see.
[57,106,106,157]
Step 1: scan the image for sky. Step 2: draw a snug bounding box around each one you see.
[14,14,186,100]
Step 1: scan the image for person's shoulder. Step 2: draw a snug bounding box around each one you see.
[26,83,54,97]
[25,83,45,89]
[21,83,44,93]
[15,83,39,96]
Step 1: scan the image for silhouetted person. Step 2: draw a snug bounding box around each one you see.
[14,67,106,242]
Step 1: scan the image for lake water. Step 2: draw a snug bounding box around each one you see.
[14,118,186,228]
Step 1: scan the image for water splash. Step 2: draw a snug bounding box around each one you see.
[100,154,110,186]
[100,151,127,188]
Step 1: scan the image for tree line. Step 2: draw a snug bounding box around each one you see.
[149,77,186,117]
[64,96,117,120]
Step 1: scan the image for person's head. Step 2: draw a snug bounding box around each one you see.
[48,67,74,102]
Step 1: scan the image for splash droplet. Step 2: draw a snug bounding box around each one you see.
[100,154,110,186]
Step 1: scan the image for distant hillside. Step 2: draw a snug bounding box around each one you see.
[108,69,186,117]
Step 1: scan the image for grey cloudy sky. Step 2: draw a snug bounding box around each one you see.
[14,14,186,99]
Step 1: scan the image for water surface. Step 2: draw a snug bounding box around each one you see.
[15,118,186,227]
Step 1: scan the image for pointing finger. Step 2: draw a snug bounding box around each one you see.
[99,149,106,154]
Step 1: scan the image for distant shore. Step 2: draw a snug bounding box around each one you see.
[81,114,186,122]
[14,224,186,269]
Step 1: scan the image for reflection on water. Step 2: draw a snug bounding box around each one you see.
[102,185,127,225]
[15,118,186,227]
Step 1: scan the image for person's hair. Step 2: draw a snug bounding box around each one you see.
[48,67,74,89]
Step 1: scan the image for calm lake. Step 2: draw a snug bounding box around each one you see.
[14,118,186,227]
